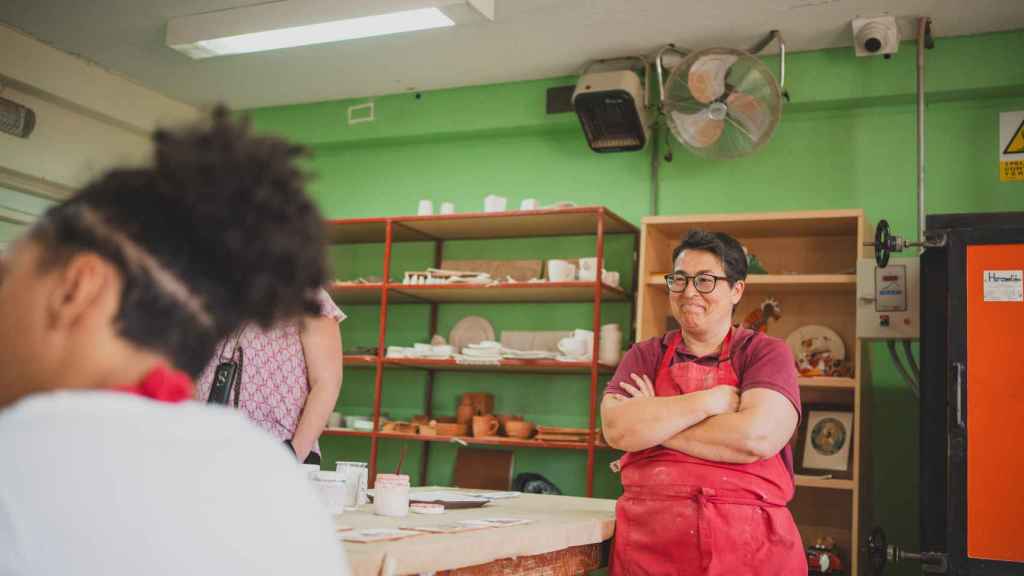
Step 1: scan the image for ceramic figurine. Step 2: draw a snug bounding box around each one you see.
[741,298,782,333]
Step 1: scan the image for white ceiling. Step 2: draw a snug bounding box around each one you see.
[2,0,1022,109]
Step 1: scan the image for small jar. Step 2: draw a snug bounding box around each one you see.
[374,474,410,517]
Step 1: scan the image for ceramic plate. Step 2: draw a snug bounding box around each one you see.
[449,316,496,352]
[785,325,846,361]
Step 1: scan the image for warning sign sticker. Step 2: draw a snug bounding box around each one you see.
[1000,111,1024,182]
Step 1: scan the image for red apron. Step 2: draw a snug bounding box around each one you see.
[611,331,806,576]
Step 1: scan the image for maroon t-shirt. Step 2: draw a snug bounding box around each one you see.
[604,327,801,476]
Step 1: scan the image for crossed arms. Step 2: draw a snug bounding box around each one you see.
[600,372,798,464]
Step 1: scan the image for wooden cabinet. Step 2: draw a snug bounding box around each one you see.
[322,206,637,496]
[636,209,870,574]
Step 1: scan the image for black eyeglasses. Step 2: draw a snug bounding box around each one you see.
[663,272,730,294]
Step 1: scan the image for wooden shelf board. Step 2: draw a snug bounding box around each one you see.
[343,355,377,367]
[392,207,636,241]
[376,431,613,451]
[324,207,636,244]
[322,428,374,438]
[646,273,856,292]
[392,281,629,303]
[326,283,389,304]
[385,357,615,374]
[330,282,628,304]
[322,428,614,451]
[795,475,855,490]
[798,377,856,390]
[642,209,862,238]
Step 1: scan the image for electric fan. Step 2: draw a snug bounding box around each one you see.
[662,47,783,159]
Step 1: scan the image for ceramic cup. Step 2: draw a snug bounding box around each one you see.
[312,472,348,515]
[599,324,623,366]
[327,412,343,428]
[557,336,588,358]
[602,270,620,287]
[547,259,577,282]
[472,414,500,437]
[440,201,455,215]
[484,195,507,212]
[520,198,538,210]
[335,461,369,507]
[578,257,599,281]
[574,329,594,351]
[417,199,433,215]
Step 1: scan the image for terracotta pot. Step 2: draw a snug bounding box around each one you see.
[505,420,535,439]
[462,392,494,417]
[472,414,500,437]
[456,398,475,425]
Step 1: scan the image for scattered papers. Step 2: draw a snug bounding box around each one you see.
[457,518,533,528]
[461,491,522,500]
[408,491,489,504]
[340,528,421,543]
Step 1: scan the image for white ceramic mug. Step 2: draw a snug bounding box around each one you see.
[484,195,507,212]
[520,198,539,210]
[578,257,599,281]
[417,199,433,215]
[312,472,347,515]
[440,201,455,214]
[547,259,576,282]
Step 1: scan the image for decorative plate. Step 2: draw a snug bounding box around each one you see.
[785,325,846,361]
[449,316,496,352]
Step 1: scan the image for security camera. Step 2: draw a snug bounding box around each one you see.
[852,16,900,58]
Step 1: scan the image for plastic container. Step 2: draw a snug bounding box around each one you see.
[374,473,410,517]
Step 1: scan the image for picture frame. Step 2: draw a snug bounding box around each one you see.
[794,405,854,479]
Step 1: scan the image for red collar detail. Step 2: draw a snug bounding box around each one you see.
[116,365,195,403]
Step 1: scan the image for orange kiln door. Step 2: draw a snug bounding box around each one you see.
[966,243,1024,562]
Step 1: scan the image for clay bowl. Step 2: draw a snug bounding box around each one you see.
[381,421,418,434]
[435,422,469,437]
[505,420,536,439]
[496,414,523,435]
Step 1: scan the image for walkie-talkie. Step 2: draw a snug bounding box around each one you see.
[208,329,245,407]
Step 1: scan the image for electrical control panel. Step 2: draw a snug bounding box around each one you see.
[857,257,920,339]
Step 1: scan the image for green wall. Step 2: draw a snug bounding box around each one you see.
[247,30,1024,572]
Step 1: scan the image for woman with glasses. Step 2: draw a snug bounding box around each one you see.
[602,230,805,575]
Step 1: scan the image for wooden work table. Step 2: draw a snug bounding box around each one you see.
[335,488,616,575]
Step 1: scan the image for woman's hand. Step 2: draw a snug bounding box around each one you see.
[617,373,655,401]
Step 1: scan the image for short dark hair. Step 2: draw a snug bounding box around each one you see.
[671,229,747,284]
[31,107,327,376]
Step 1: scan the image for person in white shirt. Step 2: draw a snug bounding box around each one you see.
[0,107,350,575]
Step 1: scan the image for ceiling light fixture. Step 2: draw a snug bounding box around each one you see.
[167,0,494,59]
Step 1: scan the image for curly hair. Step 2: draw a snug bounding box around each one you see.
[30,107,327,376]
[671,229,748,284]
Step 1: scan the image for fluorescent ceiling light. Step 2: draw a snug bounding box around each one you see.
[196,8,453,57]
[168,0,494,59]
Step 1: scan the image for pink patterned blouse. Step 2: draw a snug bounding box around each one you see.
[195,289,345,447]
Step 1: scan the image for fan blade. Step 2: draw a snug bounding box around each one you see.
[725,91,771,142]
[670,109,725,149]
[687,54,738,104]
